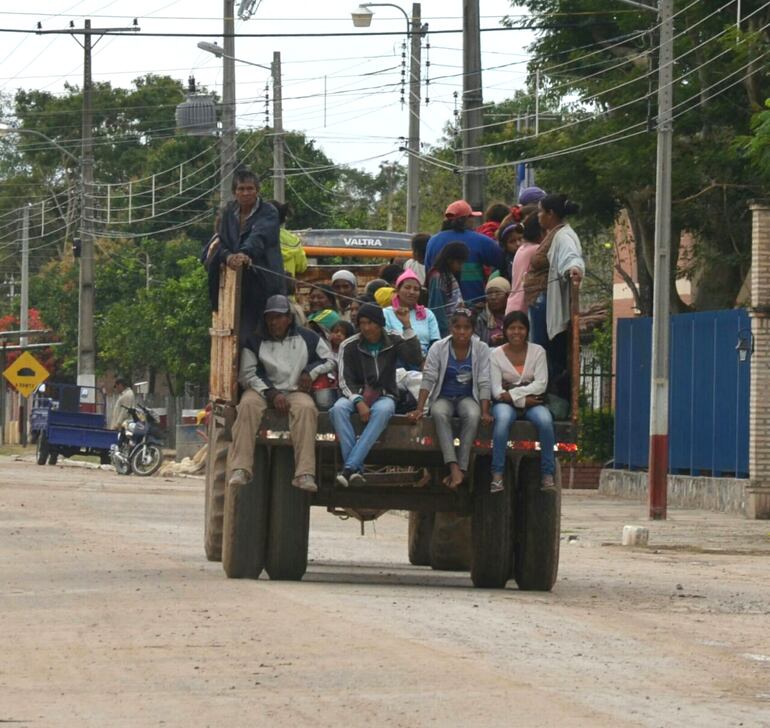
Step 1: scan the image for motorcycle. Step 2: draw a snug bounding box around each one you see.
[111,404,164,476]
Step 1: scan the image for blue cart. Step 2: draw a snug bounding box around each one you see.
[31,383,117,465]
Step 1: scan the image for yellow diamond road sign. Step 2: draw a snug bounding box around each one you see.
[3,351,50,398]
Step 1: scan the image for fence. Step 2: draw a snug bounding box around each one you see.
[577,351,614,463]
[614,308,750,477]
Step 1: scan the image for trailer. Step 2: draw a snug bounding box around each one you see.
[31,383,116,465]
[204,255,579,590]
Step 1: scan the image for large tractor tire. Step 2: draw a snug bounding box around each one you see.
[47,449,59,465]
[470,454,511,589]
[36,432,49,465]
[221,445,270,579]
[204,419,229,562]
[429,512,472,571]
[512,456,561,592]
[407,511,434,566]
[266,447,311,581]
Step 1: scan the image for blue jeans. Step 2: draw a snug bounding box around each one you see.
[528,292,548,347]
[329,395,396,473]
[492,402,555,476]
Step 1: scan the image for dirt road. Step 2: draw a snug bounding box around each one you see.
[0,457,768,727]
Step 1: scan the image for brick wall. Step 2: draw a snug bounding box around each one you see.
[748,201,770,518]
[564,461,602,489]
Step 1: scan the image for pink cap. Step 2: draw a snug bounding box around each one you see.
[445,199,483,218]
[395,269,421,289]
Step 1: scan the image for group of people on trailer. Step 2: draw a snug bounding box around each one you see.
[202,169,585,497]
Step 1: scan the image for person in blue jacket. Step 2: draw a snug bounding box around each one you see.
[424,199,504,309]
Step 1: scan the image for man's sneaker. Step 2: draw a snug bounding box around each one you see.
[349,471,367,486]
[541,474,556,492]
[490,477,505,494]
[228,468,250,487]
[292,474,318,493]
[336,468,354,487]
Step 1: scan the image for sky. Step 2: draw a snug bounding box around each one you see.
[0,1,535,174]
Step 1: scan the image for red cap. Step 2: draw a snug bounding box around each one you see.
[444,200,483,218]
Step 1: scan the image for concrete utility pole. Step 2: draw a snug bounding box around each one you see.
[272,51,285,203]
[405,2,421,234]
[34,20,138,392]
[220,0,237,205]
[462,0,484,213]
[20,206,29,349]
[78,18,96,391]
[647,0,674,520]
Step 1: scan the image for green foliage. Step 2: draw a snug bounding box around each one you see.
[578,408,614,464]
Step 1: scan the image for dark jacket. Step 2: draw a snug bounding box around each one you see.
[203,198,285,312]
[337,329,423,402]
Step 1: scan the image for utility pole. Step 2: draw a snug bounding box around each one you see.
[647,0,674,520]
[220,0,237,205]
[20,206,29,349]
[462,0,484,214]
[33,20,138,394]
[272,51,285,203]
[405,2,421,234]
[78,18,95,392]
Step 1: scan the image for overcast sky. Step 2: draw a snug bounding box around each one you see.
[0,1,534,174]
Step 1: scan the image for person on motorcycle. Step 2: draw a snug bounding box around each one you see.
[109,377,135,430]
[228,295,335,493]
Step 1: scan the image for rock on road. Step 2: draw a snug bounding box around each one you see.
[0,458,769,727]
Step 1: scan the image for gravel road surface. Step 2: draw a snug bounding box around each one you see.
[0,458,768,727]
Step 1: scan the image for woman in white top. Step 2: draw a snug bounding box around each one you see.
[489,310,556,493]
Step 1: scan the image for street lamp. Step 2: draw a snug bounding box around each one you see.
[351,3,423,234]
[0,124,81,348]
[0,124,79,163]
[197,42,284,202]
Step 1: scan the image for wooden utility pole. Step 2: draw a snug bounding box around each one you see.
[462,0,484,214]
[221,0,237,205]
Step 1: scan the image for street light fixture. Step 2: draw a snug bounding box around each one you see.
[351,3,422,234]
[0,123,79,163]
[197,41,271,71]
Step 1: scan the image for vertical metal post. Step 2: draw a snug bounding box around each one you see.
[151,174,156,218]
[106,184,111,223]
[534,69,540,136]
[20,206,29,348]
[648,0,674,520]
[78,18,96,391]
[462,0,484,213]
[405,2,421,234]
[40,200,45,236]
[220,0,237,206]
[179,164,183,193]
[128,180,132,223]
[272,51,285,203]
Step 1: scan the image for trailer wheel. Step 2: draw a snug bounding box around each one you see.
[470,454,511,589]
[407,511,434,566]
[512,456,561,592]
[36,433,49,465]
[204,418,229,562]
[430,512,472,571]
[266,447,310,581]
[47,449,59,465]
[221,445,270,579]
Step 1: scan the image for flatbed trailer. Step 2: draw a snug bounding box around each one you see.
[204,254,579,590]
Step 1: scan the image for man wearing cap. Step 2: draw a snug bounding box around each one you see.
[331,270,358,321]
[330,303,422,486]
[424,199,504,308]
[228,295,335,493]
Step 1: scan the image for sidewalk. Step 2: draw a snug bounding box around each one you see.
[562,491,770,554]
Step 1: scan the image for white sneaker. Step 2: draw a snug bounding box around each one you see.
[292,474,318,493]
[228,469,250,487]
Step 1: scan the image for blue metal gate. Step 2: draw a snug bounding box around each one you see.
[614,309,750,477]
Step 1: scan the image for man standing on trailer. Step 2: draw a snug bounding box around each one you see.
[202,169,285,341]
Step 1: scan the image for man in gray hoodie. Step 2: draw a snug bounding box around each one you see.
[228,295,335,493]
